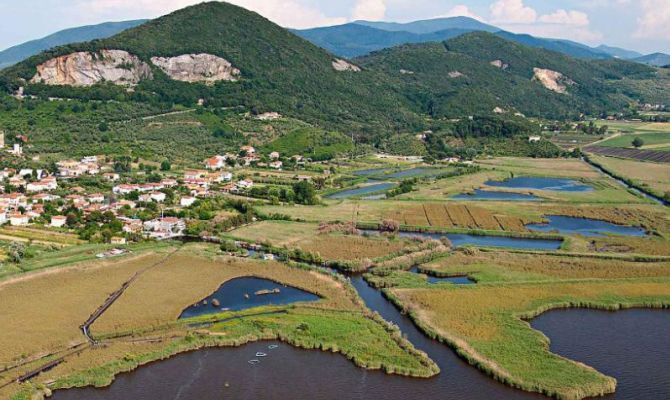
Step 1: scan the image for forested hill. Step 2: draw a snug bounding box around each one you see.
[0,2,423,135]
[356,32,668,119]
[1,2,669,132]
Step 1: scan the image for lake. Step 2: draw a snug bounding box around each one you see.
[532,308,670,400]
[326,181,396,199]
[452,189,542,201]
[179,277,320,318]
[526,215,647,237]
[485,177,594,192]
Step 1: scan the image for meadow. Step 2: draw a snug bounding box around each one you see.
[588,154,670,198]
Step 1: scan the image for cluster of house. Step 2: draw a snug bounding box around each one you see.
[56,156,102,178]
[205,146,285,171]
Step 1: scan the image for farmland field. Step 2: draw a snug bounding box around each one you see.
[587,154,670,197]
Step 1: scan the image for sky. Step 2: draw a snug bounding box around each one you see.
[0,0,668,54]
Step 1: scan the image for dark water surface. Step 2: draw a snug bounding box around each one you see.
[532,309,670,400]
[179,277,320,318]
[452,189,542,201]
[393,231,563,250]
[326,181,396,199]
[52,280,669,400]
[409,266,475,284]
[486,177,593,192]
[526,215,647,237]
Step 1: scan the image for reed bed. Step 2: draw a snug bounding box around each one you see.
[422,250,670,283]
[0,252,162,366]
[389,279,670,400]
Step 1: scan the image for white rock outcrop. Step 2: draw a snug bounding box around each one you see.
[31,50,152,86]
[448,71,464,78]
[332,59,361,72]
[150,53,240,84]
[532,68,575,94]
[490,59,509,70]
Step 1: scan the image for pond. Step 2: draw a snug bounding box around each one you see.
[179,277,320,318]
[485,177,593,192]
[526,215,647,237]
[409,267,475,284]
[452,189,542,201]
[382,231,562,250]
[326,181,396,199]
[531,308,670,400]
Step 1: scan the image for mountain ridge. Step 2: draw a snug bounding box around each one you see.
[0,20,148,70]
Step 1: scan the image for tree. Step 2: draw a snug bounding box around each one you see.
[292,181,317,205]
[8,242,26,263]
[160,160,171,171]
[632,137,644,148]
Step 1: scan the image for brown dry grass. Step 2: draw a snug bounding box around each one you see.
[229,221,409,261]
[93,253,358,333]
[0,252,161,365]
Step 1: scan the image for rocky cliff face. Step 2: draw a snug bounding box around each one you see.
[31,50,152,86]
[150,54,240,84]
[532,68,575,94]
[332,59,361,72]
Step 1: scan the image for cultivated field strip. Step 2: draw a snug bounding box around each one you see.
[385,204,527,232]
[586,145,670,163]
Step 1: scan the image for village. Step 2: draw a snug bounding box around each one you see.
[0,133,314,243]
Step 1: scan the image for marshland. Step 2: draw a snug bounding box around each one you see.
[2,157,669,400]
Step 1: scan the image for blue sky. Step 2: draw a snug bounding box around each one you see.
[0,0,668,54]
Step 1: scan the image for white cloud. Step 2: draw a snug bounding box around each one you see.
[539,10,589,26]
[352,0,387,21]
[634,0,670,38]
[440,5,484,22]
[76,0,348,29]
[490,0,537,24]
[488,0,602,43]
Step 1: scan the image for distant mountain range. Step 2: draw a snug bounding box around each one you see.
[0,20,147,69]
[633,53,670,67]
[294,17,669,65]
[1,14,668,71]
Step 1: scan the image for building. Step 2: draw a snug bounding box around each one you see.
[240,145,255,155]
[180,196,197,207]
[205,155,227,170]
[9,213,29,226]
[0,131,4,148]
[528,136,542,143]
[269,161,283,170]
[110,236,127,245]
[51,215,67,228]
[269,151,280,160]
[26,177,58,193]
[236,179,254,190]
[88,193,105,203]
[10,144,22,156]
[143,217,186,239]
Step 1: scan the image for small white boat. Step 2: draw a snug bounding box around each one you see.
[268,344,279,350]
[255,352,267,357]
[248,359,260,365]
